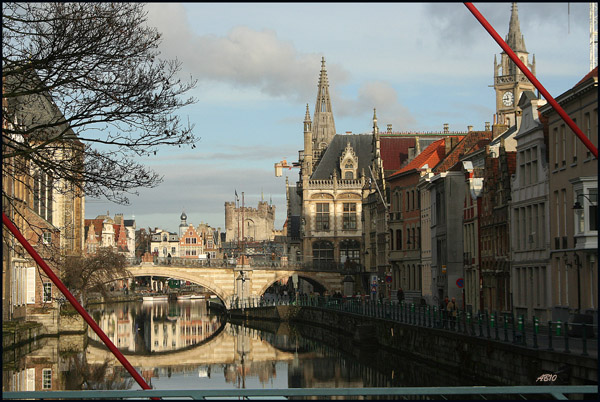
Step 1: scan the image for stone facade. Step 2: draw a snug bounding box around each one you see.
[541,67,598,322]
[510,92,552,321]
[225,200,275,243]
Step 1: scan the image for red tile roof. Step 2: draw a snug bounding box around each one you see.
[389,138,446,178]
[380,137,415,172]
[575,66,598,87]
[435,132,491,173]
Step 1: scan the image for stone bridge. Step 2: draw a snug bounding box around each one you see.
[86,322,298,368]
[125,263,347,308]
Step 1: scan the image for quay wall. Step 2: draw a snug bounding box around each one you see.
[229,305,597,386]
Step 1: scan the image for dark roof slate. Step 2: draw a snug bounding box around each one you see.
[311,134,373,180]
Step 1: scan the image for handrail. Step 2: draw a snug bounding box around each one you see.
[232,296,597,357]
[3,385,598,400]
[2,212,153,393]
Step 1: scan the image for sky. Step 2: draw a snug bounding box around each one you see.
[84,2,593,234]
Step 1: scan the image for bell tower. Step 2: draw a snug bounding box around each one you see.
[494,3,536,128]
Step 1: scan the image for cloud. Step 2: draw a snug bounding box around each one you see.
[333,81,416,130]
[145,4,350,103]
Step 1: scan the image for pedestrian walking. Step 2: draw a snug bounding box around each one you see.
[447,297,458,329]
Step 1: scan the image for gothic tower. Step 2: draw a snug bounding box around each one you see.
[303,104,313,176]
[312,57,336,166]
[494,2,536,128]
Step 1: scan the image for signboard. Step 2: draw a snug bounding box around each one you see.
[441,265,447,274]
[385,275,392,283]
[456,278,464,288]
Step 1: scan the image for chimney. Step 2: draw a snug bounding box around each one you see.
[468,125,473,132]
[387,124,392,134]
[485,122,491,131]
[445,137,452,154]
[443,123,449,133]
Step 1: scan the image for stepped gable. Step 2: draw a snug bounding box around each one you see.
[311,134,373,180]
[434,131,492,173]
[389,138,446,178]
[84,218,103,243]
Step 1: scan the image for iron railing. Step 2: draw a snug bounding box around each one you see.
[3,385,598,400]
[231,295,597,357]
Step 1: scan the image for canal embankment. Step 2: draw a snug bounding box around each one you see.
[229,305,598,387]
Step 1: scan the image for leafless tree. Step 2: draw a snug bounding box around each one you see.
[2,3,198,217]
[62,248,131,308]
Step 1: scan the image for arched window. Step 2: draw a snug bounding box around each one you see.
[344,171,354,179]
[313,241,333,269]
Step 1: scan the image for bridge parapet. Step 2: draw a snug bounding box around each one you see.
[129,256,363,274]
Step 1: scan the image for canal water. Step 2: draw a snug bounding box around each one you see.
[3,299,494,396]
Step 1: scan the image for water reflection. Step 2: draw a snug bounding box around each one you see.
[87,300,223,354]
[4,300,493,395]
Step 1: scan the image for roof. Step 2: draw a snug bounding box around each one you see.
[311,134,373,180]
[434,132,491,173]
[388,138,446,178]
[380,137,415,173]
[574,66,598,87]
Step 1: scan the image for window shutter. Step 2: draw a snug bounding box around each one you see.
[26,368,35,391]
[26,267,36,304]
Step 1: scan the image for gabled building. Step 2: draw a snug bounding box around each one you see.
[510,91,552,321]
[84,212,135,259]
[2,72,85,325]
[420,129,492,306]
[388,138,448,303]
[288,58,373,295]
[541,67,598,322]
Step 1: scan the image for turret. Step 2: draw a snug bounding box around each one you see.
[303,104,313,176]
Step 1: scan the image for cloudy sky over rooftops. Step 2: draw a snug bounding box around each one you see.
[85,3,591,233]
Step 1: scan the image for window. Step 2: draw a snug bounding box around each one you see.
[340,240,360,264]
[576,189,585,233]
[42,232,52,245]
[43,282,52,302]
[560,125,566,166]
[584,112,591,158]
[589,189,598,231]
[42,369,52,389]
[313,241,333,267]
[396,229,402,250]
[344,171,354,179]
[553,127,559,168]
[163,235,167,242]
[343,203,357,229]
[316,203,329,230]
[572,118,578,163]
[171,247,176,254]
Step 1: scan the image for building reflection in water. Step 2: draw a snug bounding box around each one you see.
[3,300,484,393]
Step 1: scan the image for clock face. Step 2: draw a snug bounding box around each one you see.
[502,91,514,106]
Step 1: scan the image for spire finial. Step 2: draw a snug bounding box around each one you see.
[506,2,527,52]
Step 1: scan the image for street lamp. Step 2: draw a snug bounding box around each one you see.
[572,193,595,210]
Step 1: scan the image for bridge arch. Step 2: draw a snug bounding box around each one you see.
[125,266,234,306]
[256,272,335,296]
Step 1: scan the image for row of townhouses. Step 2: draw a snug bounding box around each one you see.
[285,4,597,323]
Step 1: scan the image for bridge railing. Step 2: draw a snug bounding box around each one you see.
[3,385,598,400]
[132,255,364,273]
[231,295,598,358]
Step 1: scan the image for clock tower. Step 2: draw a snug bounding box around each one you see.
[494,3,536,128]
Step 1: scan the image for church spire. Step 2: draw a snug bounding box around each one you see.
[506,3,527,53]
[312,57,336,152]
